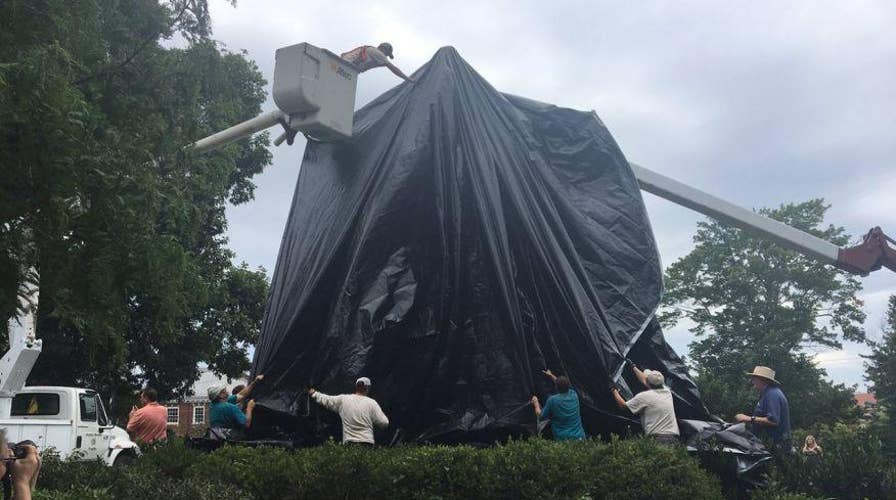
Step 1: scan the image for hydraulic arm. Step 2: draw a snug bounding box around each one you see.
[631,162,894,276]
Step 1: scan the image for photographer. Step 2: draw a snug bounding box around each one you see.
[0,431,41,500]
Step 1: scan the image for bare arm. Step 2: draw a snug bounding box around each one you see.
[385,61,414,82]
[611,388,629,411]
[734,414,778,427]
[753,416,777,427]
[236,375,264,403]
[538,369,558,414]
[10,444,40,500]
[630,364,648,389]
[245,400,256,429]
[531,395,542,418]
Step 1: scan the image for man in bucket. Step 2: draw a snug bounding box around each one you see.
[341,43,415,83]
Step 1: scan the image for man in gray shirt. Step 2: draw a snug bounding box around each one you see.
[309,377,389,446]
[611,363,680,445]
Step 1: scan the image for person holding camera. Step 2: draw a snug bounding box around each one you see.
[126,387,168,444]
[0,431,40,500]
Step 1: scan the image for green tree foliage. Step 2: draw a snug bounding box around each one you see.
[0,0,271,400]
[660,200,865,427]
[865,295,896,456]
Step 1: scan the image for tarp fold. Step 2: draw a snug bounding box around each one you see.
[252,46,712,443]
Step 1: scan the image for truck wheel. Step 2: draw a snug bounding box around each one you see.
[113,451,137,467]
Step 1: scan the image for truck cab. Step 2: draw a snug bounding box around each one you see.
[0,387,139,466]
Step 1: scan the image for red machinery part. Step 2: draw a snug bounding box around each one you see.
[837,227,896,275]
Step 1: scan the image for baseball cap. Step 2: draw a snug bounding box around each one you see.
[378,42,394,59]
[644,370,665,387]
[356,377,372,387]
[207,384,226,401]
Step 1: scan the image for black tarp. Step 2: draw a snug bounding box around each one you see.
[251,46,714,443]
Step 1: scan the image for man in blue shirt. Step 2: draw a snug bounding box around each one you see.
[531,370,586,441]
[208,384,255,433]
[735,366,792,450]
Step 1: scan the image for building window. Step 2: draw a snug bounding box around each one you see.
[166,406,179,425]
[193,405,205,424]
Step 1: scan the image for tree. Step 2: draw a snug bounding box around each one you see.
[0,0,271,401]
[660,200,865,428]
[865,295,896,456]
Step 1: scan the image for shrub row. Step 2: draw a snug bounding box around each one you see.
[771,424,896,500]
[34,437,722,500]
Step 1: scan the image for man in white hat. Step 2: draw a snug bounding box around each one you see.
[309,377,389,446]
[610,362,680,445]
[341,42,415,83]
[735,366,791,449]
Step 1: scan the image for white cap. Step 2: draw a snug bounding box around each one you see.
[207,384,227,401]
[644,370,665,388]
[356,377,371,387]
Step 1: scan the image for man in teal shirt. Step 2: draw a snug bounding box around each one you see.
[208,384,255,432]
[531,370,586,440]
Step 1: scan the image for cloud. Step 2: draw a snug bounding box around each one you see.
[812,350,861,367]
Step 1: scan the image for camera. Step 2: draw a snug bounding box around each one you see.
[11,441,35,460]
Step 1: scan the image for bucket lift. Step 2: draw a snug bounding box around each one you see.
[192,43,359,150]
[0,277,42,415]
[191,43,895,277]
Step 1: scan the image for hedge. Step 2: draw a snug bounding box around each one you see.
[771,424,896,500]
[33,437,723,500]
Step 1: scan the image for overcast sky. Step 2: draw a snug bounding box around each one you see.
[209,0,895,389]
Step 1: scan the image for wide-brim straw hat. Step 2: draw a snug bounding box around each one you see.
[745,366,780,385]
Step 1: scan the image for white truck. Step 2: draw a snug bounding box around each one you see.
[0,282,140,466]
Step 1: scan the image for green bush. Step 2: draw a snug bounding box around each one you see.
[769,424,896,500]
[749,487,821,500]
[32,437,722,500]
[35,449,113,493]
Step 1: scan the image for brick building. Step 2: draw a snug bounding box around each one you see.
[164,369,247,437]
[854,392,879,423]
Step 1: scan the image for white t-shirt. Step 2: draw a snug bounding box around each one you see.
[625,387,680,436]
[312,392,389,444]
[340,46,390,72]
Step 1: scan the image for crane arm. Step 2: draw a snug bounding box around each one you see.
[630,163,894,276]
[0,277,43,417]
